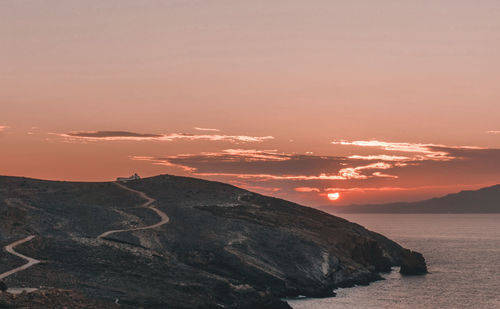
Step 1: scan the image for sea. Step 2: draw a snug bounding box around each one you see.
[288,214,500,309]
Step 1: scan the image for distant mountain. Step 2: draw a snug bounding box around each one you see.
[328,184,500,214]
[0,175,425,308]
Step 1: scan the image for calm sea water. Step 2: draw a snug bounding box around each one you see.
[288,214,500,309]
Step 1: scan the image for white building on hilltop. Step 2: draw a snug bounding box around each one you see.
[116,173,140,182]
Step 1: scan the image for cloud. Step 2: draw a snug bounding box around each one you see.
[218,149,290,162]
[348,155,410,161]
[132,150,398,181]
[0,125,10,131]
[66,131,162,138]
[238,184,281,193]
[295,187,321,193]
[324,183,494,193]
[371,172,398,179]
[55,131,274,143]
[131,156,196,172]
[325,187,409,192]
[337,162,394,180]
[486,130,500,134]
[192,172,389,180]
[332,140,484,161]
[130,142,498,186]
[194,127,220,132]
[130,141,500,205]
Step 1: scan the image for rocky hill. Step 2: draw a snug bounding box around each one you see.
[0,175,426,308]
[329,184,500,214]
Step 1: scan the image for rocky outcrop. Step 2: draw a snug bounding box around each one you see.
[0,175,427,308]
[400,249,428,275]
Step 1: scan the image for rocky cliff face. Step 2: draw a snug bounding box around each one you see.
[399,249,428,275]
[0,175,426,308]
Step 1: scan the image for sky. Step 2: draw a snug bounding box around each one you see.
[1,0,500,206]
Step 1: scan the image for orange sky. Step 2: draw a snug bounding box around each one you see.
[1,1,500,206]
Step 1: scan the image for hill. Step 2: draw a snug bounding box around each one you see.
[0,175,425,308]
[328,184,500,214]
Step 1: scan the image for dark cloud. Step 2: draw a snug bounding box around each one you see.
[132,150,398,180]
[131,144,500,206]
[55,131,274,143]
[67,131,162,138]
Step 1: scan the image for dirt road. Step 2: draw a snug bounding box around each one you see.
[97,182,169,239]
[0,235,40,280]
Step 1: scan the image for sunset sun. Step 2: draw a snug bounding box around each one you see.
[328,192,340,201]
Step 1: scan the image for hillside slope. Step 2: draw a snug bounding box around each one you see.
[0,175,426,308]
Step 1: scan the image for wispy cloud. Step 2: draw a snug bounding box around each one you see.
[132,149,289,167]
[132,150,397,181]
[131,156,196,172]
[325,187,409,192]
[55,131,274,143]
[337,162,394,180]
[65,131,162,138]
[324,183,495,193]
[295,187,321,193]
[194,127,220,132]
[371,171,398,179]
[193,172,390,181]
[238,184,281,193]
[486,130,500,134]
[332,140,484,161]
[347,155,410,161]
[130,141,500,205]
[217,149,290,162]
[0,125,10,131]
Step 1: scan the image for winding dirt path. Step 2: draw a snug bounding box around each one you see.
[0,235,40,280]
[97,182,169,239]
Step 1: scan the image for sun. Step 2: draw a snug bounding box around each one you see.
[328,192,340,201]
